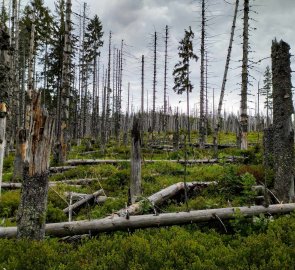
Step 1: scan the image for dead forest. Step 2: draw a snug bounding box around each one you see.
[0,0,295,269]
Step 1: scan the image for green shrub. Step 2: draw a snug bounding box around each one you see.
[0,191,20,217]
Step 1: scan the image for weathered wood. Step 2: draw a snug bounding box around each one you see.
[240,0,249,150]
[130,117,142,203]
[0,28,11,197]
[213,0,239,157]
[1,204,294,238]
[63,189,104,214]
[116,181,216,217]
[65,157,242,166]
[1,182,82,189]
[17,94,55,240]
[272,40,295,202]
[49,166,76,173]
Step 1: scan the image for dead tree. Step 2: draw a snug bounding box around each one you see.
[2,204,295,238]
[199,0,206,148]
[17,94,55,240]
[239,0,249,150]
[106,31,112,141]
[163,25,168,131]
[0,27,11,196]
[213,0,239,157]
[130,116,141,203]
[55,0,72,164]
[152,32,157,134]
[272,40,294,202]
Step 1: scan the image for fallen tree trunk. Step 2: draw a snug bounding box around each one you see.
[1,182,83,189]
[50,166,76,173]
[1,204,294,238]
[63,189,104,214]
[116,181,216,217]
[65,157,242,166]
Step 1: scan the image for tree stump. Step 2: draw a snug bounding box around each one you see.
[272,40,294,202]
[17,94,55,240]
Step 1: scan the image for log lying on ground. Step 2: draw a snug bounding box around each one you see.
[65,157,243,166]
[1,203,294,238]
[1,182,83,189]
[115,181,217,217]
[63,189,104,214]
[50,166,75,173]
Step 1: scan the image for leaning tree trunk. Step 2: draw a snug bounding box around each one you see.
[239,0,249,150]
[17,94,55,240]
[0,28,11,196]
[213,0,239,157]
[130,116,141,204]
[272,40,294,203]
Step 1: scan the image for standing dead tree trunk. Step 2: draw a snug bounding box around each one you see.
[199,0,206,148]
[239,0,249,150]
[55,0,72,164]
[213,0,239,157]
[272,40,294,203]
[130,116,141,204]
[152,32,157,135]
[0,27,11,197]
[17,93,55,240]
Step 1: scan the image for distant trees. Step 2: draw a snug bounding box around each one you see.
[173,26,198,142]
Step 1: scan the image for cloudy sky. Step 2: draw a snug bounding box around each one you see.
[45,0,295,115]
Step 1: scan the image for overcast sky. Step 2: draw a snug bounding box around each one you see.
[45,0,295,115]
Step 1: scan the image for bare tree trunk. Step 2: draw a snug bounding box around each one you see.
[152,32,157,134]
[213,0,239,157]
[17,94,55,240]
[130,116,141,204]
[0,27,10,196]
[239,0,249,150]
[199,0,206,148]
[272,40,294,202]
[55,0,72,164]
[163,25,168,131]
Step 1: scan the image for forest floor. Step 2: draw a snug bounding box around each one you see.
[0,131,294,270]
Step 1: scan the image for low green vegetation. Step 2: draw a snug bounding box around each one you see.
[1,132,293,269]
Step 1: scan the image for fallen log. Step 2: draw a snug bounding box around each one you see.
[116,181,217,217]
[1,204,294,238]
[50,166,75,173]
[1,182,82,189]
[65,157,243,166]
[63,189,104,214]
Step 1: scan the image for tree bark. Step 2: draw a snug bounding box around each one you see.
[0,28,11,197]
[272,40,295,202]
[213,0,239,157]
[2,204,295,238]
[63,189,104,214]
[17,94,55,240]
[239,0,249,150]
[130,117,142,203]
[116,181,216,217]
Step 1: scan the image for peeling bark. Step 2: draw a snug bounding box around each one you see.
[17,94,55,240]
